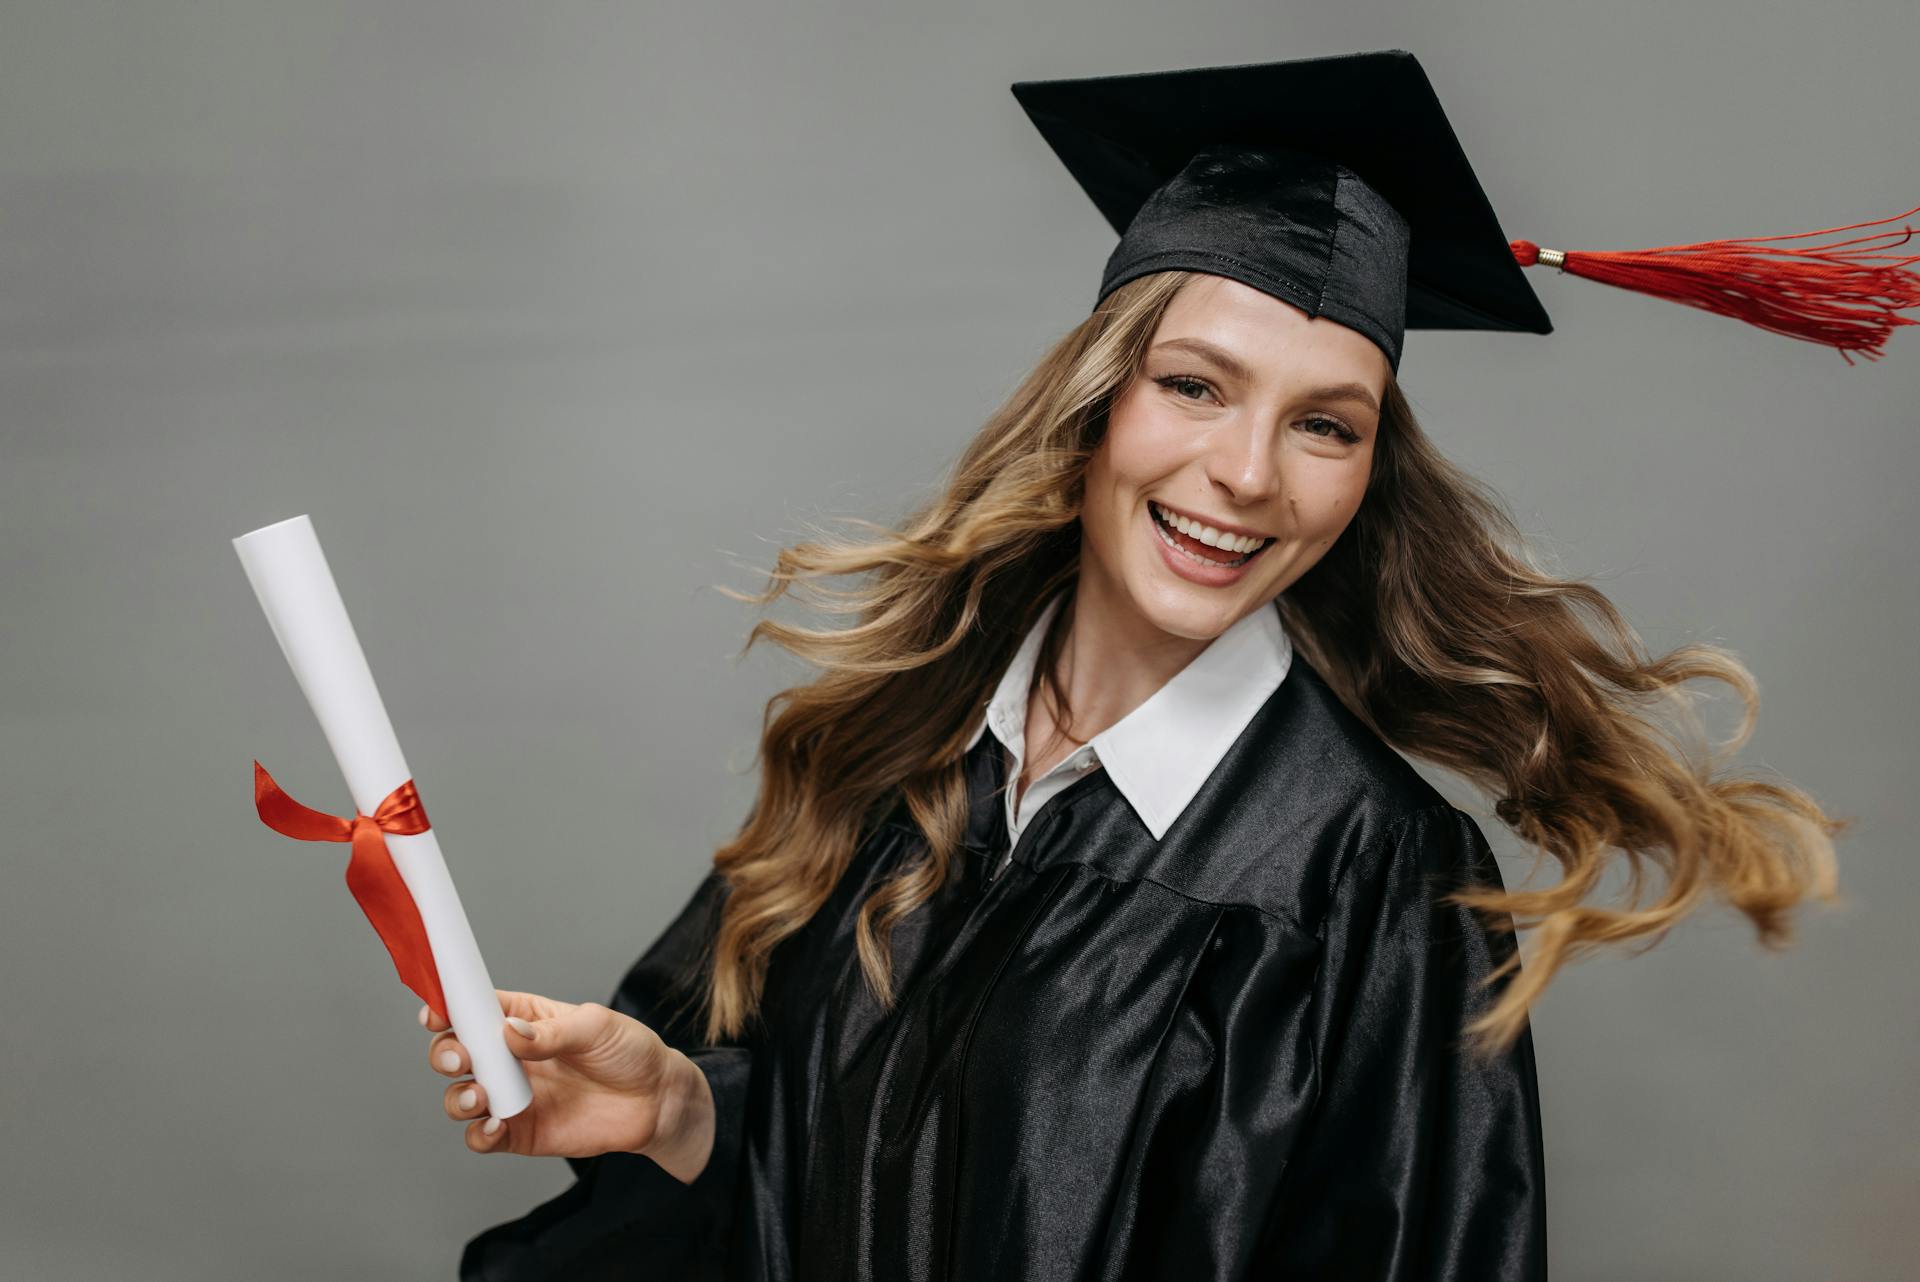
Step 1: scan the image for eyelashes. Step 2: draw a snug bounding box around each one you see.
[1150,373,1363,445]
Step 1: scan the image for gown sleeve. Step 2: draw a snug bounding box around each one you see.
[460,868,751,1282]
[1255,803,1548,1281]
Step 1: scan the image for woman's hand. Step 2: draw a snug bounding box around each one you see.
[422,990,716,1183]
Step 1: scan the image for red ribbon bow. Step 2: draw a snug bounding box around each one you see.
[252,760,448,1024]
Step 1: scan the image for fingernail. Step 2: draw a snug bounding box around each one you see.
[439,1050,461,1072]
[483,1116,502,1136]
[418,1005,431,1028]
[505,1016,535,1038]
[457,1087,477,1111]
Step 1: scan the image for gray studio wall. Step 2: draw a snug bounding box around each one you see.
[4,2,1916,1278]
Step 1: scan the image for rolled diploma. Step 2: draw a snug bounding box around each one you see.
[234,514,533,1119]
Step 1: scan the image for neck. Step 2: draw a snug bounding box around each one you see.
[1047,567,1213,744]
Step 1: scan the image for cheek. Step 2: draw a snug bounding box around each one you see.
[1303,466,1371,543]
[1081,447,1132,553]
[1100,399,1189,490]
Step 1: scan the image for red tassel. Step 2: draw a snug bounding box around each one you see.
[1512,203,1920,365]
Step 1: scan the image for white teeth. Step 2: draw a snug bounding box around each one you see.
[1152,502,1266,554]
[1152,507,1256,567]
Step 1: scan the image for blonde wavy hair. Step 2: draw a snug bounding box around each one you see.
[694,269,1847,1061]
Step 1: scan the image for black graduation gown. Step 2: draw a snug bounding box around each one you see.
[461,653,1548,1281]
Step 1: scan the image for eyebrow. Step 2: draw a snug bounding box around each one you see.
[1149,336,1381,415]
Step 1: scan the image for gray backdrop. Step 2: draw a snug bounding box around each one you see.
[5,2,1916,1279]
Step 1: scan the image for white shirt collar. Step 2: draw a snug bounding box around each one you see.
[964,592,1293,840]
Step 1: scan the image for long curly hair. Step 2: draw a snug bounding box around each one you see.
[696,269,1847,1061]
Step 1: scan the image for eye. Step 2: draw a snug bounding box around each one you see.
[1155,372,1364,444]
[1301,414,1362,445]
[1153,373,1216,402]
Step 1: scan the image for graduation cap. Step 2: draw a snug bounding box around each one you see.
[1012,50,1920,370]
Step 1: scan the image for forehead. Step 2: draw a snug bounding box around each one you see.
[1151,275,1390,386]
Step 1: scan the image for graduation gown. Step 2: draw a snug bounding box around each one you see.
[461,653,1549,1280]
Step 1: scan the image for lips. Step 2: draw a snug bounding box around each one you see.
[1149,501,1271,567]
[1149,503,1272,571]
[1148,500,1271,550]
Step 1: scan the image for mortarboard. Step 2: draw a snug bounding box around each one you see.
[1012,50,1920,371]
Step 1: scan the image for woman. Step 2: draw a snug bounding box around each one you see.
[434,52,1861,1282]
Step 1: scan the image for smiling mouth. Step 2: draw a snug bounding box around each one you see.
[1148,500,1273,569]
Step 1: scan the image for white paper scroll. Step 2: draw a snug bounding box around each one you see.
[235,514,533,1119]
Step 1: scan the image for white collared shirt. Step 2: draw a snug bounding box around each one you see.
[964,592,1294,877]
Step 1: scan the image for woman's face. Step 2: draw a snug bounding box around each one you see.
[1080,274,1389,642]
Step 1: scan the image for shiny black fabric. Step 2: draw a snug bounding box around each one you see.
[462,653,1548,1280]
[1096,144,1413,372]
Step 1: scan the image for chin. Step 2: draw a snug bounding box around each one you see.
[1124,572,1254,641]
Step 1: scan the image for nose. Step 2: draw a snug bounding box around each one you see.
[1202,413,1284,506]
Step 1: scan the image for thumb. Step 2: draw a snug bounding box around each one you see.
[503,1002,613,1062]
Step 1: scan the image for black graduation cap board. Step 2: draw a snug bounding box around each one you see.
[1013,49,1920,369]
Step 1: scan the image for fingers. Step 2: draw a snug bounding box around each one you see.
[436,1040,509,1154]
[445,1075,489,1121]
[418,990,568,1036]
[464,1113,509,1154]
[503,1000,621,1063]
[428,1030,468,1077]
[419,999,522,1157]
[495,989,568,1023]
